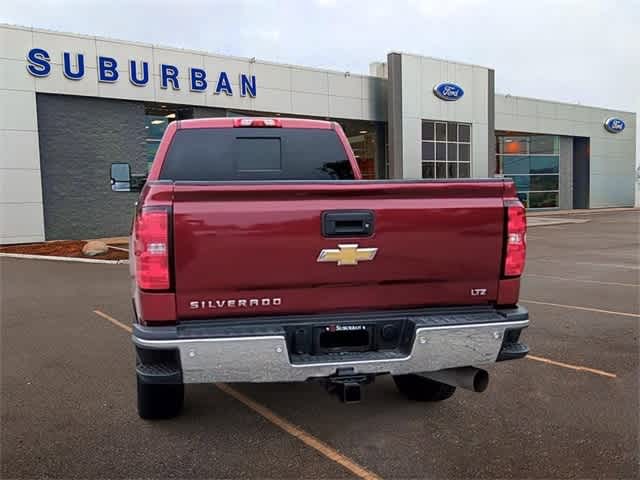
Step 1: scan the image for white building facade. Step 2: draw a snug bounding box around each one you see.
[0,24,636,243]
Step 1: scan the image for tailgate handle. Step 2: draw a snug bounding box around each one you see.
[322,211,374,237]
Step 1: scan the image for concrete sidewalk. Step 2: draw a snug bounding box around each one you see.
[528,217,590,227]
[527,206,638,227]
[527,207,638,216]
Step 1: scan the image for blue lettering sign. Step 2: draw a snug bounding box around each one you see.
[433,82,464,101]
[190,68,207,92]
[62,52,85,80]
[129,60,149,86]
[215,71,233,95]
[98,56,119,82]
[240,74,256,97]
[26,48,51,77]
[160,64,180,90]
[25,48,258,97]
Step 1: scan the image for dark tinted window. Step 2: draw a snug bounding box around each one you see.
[502,155,529,175]
[529,191,558,208]
[459,143,470,162]
[448,143,457,161]
[160,128,354,181]
[422,141,434,160]
[530,175,559,191]
[422,162,434,178]
[235,138,282,171]
[447,122,458,141]
[530,135,558,154]
[530,155,559,174]
[458,124,471,143]
[422,121,434,141]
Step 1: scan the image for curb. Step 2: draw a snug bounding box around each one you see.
[528,218,590,227]
[528,207,639,217]
[0,253,129,265]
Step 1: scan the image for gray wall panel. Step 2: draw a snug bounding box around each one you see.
[37,94,146,240]
[487,69,496,176]
[559,136,573,210]
[387,53,403,178]
[573,137,590,209]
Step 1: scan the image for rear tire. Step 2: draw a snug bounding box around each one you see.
[393,374,456,402]
[137,376,184,419]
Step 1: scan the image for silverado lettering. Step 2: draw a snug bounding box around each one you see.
[190,298,282,309]
[125,117,530,419]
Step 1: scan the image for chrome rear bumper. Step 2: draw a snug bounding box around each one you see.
[133,319,529,384]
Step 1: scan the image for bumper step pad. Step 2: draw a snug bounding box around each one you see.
[497,342,529,361]
[136,361,182,384]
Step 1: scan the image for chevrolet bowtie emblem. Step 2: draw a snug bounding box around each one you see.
[317,244,378,266]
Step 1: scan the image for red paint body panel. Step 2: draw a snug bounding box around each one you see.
[170,183,505,319]
[133,118,524,324]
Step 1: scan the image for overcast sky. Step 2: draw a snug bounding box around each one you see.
[2,0,639,160]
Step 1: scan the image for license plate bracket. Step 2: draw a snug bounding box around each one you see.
[313,324,374,353]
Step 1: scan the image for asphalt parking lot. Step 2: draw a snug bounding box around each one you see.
[1,210,638,479]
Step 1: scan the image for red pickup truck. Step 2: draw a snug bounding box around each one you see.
[112,117,529,419]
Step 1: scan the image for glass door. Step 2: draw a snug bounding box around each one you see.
[496,135,560,209]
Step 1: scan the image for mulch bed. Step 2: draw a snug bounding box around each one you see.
[0,240,129,261]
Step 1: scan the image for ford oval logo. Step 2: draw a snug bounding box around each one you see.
[434,82,464,101]
[604,117,625,133]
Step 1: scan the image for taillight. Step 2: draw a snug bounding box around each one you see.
[233,117,282,128]
[504,200,526,277]
[134,207,170,290]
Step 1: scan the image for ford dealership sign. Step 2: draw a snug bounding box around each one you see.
[433,82,464,101]
[26,47,257,97]
[604,117,625,134]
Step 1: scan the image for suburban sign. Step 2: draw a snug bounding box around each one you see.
[603,117,625,134]
[433,82,464,101]
[25,47,257,97]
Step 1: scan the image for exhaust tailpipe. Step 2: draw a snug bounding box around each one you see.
[421,367,489,393]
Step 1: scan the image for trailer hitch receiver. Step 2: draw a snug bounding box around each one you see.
[324,368,374,403]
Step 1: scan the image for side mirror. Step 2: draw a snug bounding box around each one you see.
[111,163,132,192]
[110,163,146,192]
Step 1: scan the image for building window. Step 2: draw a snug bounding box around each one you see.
[144,105,194,172]
[496,135,560,209]
[145,115,168,172]
[334,120,384,179]
[421,121,472,179]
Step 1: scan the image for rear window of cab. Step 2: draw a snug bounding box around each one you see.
[159,128,355,181]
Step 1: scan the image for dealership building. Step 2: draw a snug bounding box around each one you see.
[1,24,637,244]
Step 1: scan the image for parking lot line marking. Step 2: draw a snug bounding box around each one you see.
[93,310,132,333]
[216,383,382,480]
[91,309,382,480]
[525,273,639,288]
[526,355,617,379]
[520,299,640,318]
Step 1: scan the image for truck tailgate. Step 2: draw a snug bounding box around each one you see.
[171,181,507,319]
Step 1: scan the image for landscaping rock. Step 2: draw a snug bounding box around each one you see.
[82,240,109,257]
